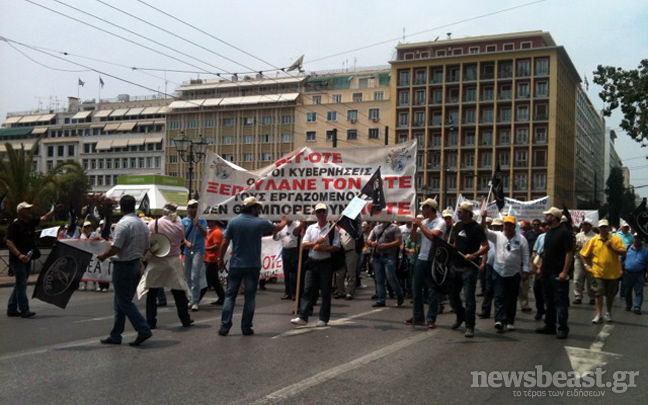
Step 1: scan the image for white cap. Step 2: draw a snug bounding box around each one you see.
[187,199,199,207]
[83,221,92,227]
[420,198,438,210]
[16,202,34,212]
[491,218,504,226]
[485,217,493,223]
[204,214,219,221]
[243,197,262,208]
[582,218,592,225]
[620,219,629,228]
[314,203,328,211]
[598,219,609,227]
[458,201,473,213]
[442,209,453,218]
[543,207,562,218]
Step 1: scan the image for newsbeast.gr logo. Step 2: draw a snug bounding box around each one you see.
[471,366,639,397]
[42,255,79,296]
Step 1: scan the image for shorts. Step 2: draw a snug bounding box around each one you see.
[591,277,619,299]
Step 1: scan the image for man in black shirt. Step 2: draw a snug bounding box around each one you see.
[6,202,59,318]
[449,202,489,337]
[536,207,574,339]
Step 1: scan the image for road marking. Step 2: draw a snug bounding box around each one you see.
[589,324,614,352]
[73,308,173,323]
[271,308,388,339]
[565,324,621,376]
[253,331,435,404]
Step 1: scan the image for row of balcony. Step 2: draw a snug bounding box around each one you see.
[400,71,549,87]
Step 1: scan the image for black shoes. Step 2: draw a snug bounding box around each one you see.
[477,313,490,319]
[218,328,229,336]
[7,311,21,317]
[451,320,464,330]
[556,330,568,339]
[372,302,386,308]
[182,319,195,327]
[129,333,152,347]
[211,299,224,306]
[573,298,582,304]
[20,311,36,318]
[100,337,121,345]
[242,329,254,336]
[535,327,556,335]
[405,318,425,325]
[397,296,405,306]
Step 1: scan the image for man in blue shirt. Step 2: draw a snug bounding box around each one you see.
[623,235,648,314]
[217,197,287,336]
[182,199,208,311]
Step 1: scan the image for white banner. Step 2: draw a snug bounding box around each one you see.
[485,196,551,223]
[222,236,284,279]
[59,240,114,283]
[198,141,418,221]
[569,210,599,227]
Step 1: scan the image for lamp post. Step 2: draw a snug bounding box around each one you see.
[173,132,208,201]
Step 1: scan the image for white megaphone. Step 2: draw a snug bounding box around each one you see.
[149,233,171,257]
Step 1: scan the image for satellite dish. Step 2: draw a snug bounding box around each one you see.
[149,233,171,257]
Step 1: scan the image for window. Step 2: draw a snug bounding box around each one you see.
[374,91,384,101]
[262,116,273,125]
[307,112,317,123]
[105,175,112,186]
[503,43,514,51]
[82,159,89,170]
[169,121,180,129]
[462,152,475,168]
[469,46,479,54]
[326,130,335,141]
[347,110,358,122]
[97,176,103,186]
[500,84,512,100]
[398,70,410,86]
[431,153,441,167]
[500,107,512,122]
[481,130,493,145]
[447,131,459,146]
[534,150,547,167]
[535,81,549,97]
[222,118,235,127]
[57,145,65,157]
[205,119,215,128]
[130,157,137,168]
[515,150,528,167]
[436,50,446,57]
[326,111,338,122]
[368,128,380,139]
[517,105,529,122]
[414,111,425,126]
[67,145,75,156]
[535,58,549,75]
[89,175,95,186]
[499,151,510,166]
[464,87,476,102]
[243,153,254,162]
[486,45,497,53]
[398,91,410,106]
[517,60,531,77]
[90,159,97,170]
[533,173,546,189]
[499,61,513,78]
[416,155,424,169]
[243,135,254,144]
[186,120,197,129]
[464,109,476,124]
[398,112,409,127]
[331,94,342,104]
[47,146,54,157]
[122,158,128,169]
[169,155,178,164]
[352,93,363,102]
[261,152,273,161]
[516,128,529,144]
[446,174,457,189]
[514,174,528,190]
[306,131,316,141]
[415,133,424,146]
[222,136,234,145]
[359,78,369,88]
[481,152,492,168]
[521,41,532,49]
[281,115,294,124]
[368,108,380,121]
[499,130,511,145]
[464,132,475,146]
[535,127,547,143]
[260,134,273,143]
[517,82,530,98]
[446,153,458,167]
[139,157,145,168]
[222,154,234,162]
[431,134,442,147]
[115,158,121,169]
[482,86,494,100]
[463,175,474,189]
[535,104,548,120]
[347,130,357,140]
[312,95,322,105]
[481,108,494,123]
[242,117,254,126]
[415,70,426,84]
[464,65,477,81]
[106,158,112,169]
[147,157,153,169]
[281,133,293,143]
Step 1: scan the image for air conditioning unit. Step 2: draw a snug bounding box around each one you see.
[371,117,380,122]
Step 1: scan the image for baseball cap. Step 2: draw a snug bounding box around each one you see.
[582,218,592,225]
[204,213,219,221]
[163,203,178,212]
[420,198,438,210]
[598,219,609,227]
[543,206,562,218]
[83,221,92,227]
[491,218,504,226]
[243,197,262,208]
[187,199,199,207]
[441,209,453,218]
[503,216,516,224]
[315,203,328,212]
[458,201,473,213]
[16,202,34,212]
[485,217,493,223]
[620,219,629,228]
[560,215,568,223]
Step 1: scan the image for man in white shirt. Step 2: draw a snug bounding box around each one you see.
[291,203,340,327]
[573,219,596,305]
[273,218,302,301]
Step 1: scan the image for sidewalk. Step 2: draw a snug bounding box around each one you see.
[0,274,39,288]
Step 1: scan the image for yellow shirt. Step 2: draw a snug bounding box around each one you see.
[580,234,626,279]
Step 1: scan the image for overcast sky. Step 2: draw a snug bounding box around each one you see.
[1,0,647,197]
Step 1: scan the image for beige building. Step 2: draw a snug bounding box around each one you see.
[390,31,581,208]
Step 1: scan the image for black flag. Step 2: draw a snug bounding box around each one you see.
[430,235,459,294]
[360,167,386,215]
[33,243,93,309]
[562,203,573,227]
[338,214,362,239]
[623,198,648,239]
[490,163,505,211]
[139,193,151,217]
[67,205,78,237]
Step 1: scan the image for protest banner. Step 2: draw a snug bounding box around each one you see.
[198,141,417,221]
[485,196,551,222]
[59,240,114,283]
[221,236,284,280]
[569,209,599,227]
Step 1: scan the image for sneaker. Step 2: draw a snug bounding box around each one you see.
[290,317,307,325]
[465,328,474,338]
[506,324,515,332]
[426,322,436,329]
[345,294,353,300]
[494,321,504,333]
[591,315,602,324]
[218,328,229,336]
[316,320,327,327]
[95,287,102,292]
[451,320,464,330]
[603,312,613,323]
[190,304,199,312]
[556,330,568,339]
[101,288,108,293]
[129,333,152,346]
[573,298,582,304]
[404,318,425,326]
[372,302,386,308]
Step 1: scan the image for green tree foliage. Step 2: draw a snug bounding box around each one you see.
[593,59,648,145]
[0,139,90,219]
[605,167,625,227]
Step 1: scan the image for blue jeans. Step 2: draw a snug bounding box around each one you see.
[412,259,439,323]
[220,267,260,332]
[184,251,205,305]
[541,272,569,334]
[624,271,645,310]
[493,272,521,325]
[110,260,151,342]
[449,266,478,328]
[7,258,31,313]
[373,255,403,304]
[282,248,299,299]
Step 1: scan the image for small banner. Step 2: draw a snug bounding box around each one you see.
[33,242,93,309]
[485,196,551,222]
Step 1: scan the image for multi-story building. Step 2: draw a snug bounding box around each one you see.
[390,31,581,208]
[604,128,623,185]
[1,95,170,193]
[295,68,392,149]
[575,86,606,207]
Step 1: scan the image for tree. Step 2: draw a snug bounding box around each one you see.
[605,167,625,227]
[593,59,648,145]
[0,139,90,219]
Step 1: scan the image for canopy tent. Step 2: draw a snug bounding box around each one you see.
[105,174,189,215]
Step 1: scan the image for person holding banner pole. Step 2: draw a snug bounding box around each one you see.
[273,218,302,301]
[183,199,208,312]
[217,197,287,336]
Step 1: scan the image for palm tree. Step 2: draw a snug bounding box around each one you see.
[0,139,89,219]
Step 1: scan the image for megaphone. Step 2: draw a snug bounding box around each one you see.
[149,233,171,257]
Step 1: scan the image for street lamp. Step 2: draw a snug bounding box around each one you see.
[173,132,208,200]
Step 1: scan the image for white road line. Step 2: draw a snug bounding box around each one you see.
[254,331,435,405]
[73,308,174,323]
[271,308,388,339]
[589,324,614,352]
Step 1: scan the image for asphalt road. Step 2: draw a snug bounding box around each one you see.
[0,277,646,404]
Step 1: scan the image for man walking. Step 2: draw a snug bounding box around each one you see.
[97,195,152,346]
[273,218,302,301]
[368,221,405,308]
[183,199,208,311]
[218,197,287,336]
[204,215,226,305]
[535,207,573,339]
[580,219,626,324]
[622,235,648,314]
[573,219,596,305]
[6,202,59,318]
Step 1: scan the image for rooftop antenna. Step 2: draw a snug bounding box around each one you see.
[447,32,452,39]
[403,27,406,43]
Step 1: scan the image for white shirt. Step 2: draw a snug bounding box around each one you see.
[485,228,530,277]
[111,213,150,261]
[303,222,340,260]
[399,224,412,246]
[417,216,447,261]
[273,220,300,249]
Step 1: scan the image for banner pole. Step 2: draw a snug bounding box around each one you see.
[293,243,305,315]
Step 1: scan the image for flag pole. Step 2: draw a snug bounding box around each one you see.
[293,242,305,316]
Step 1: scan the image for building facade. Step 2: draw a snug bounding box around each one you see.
[575,86,606,207]
[390,31,581,208]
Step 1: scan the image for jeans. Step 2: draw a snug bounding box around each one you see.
[220,267,260,332]
[373,255,403,304]
[146,288,190,326]
[449,266,478,328]
[480,264,494,315]
[412,259,439,323]
[7,258,30,313]
[493,272,521,325]
[623,271,645,310]
[110,260,151,342]
[573,258,594,300]
[184,251,206,305]
[282,248,299,299]
[299,259,333,323]
[541,272,569,334]
[205,262,225,302]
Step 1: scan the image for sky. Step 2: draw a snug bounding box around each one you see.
[1,0,647,197]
